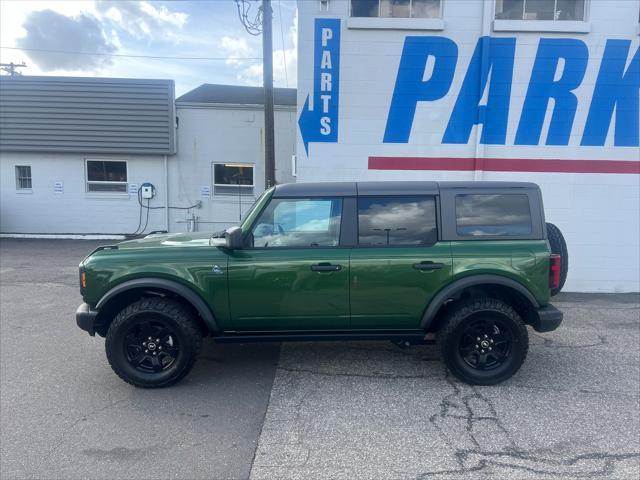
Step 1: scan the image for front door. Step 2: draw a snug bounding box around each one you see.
[350,195,452,329]
[227,196,349,330]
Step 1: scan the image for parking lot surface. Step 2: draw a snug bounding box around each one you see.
[1,239,639,479]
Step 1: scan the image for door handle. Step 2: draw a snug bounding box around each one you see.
[413,261,444,271]
[310,263,342,272]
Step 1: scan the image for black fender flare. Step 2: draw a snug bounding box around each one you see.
[420,274,540,330]
[96,278,219,333]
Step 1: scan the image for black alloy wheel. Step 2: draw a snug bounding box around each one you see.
[458,318,513,371]
[123,319,180,374]
[106,298,202,388]
[438,297,528,385]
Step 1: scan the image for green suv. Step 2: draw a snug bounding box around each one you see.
[76,181,565,387]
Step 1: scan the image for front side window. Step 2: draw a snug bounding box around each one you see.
[358,196,437,246]
[495,0,585,21]
[213,163,254,195]
[455,194,532,236]
[86,160,127,192]
[351,0,441,18]
[251,198,342,248]
[15,165,32,190]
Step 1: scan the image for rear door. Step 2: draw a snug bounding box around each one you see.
[349,195,452,329]
[227,196,350,330]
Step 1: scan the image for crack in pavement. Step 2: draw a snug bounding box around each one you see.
[417,450,640,479]
[423,376,639,479]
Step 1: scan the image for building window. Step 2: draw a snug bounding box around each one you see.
[358,196,437,246]
[86,160,127,193]
[213,163,254,195]
[455,194,532,237]
[495,0,585,21]
[15,165,32,190]
[251,198,343,248]
[351,0,441,18]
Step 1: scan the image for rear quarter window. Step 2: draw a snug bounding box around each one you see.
[455,194,532,237]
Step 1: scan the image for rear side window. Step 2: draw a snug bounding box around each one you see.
[358,196,437,246]
[455,194,532,236]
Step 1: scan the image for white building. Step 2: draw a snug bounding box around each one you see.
[296,0,640,292]
[170,84,297,232]
[0,77,296,236]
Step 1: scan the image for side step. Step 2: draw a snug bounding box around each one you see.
[213,330,432,344]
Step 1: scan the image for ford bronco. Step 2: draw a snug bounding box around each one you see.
[76,181,565,387]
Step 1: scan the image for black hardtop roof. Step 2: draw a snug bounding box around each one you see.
[272,181,539,198]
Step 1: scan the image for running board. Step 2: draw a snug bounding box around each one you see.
[213,330,432,344]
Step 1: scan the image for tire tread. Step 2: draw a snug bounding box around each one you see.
[438,297,528,385]
[106,297,201,388]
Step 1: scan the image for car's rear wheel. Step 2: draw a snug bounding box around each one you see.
[438,297,528,385]
[106,298,202,388]
[546,222,568,296]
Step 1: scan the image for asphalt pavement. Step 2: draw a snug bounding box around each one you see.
[1,239,639,480]
[0,239,280,480]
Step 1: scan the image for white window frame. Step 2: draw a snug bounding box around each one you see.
[15,165,32,191]
[212,162,255,196]
[348,0,445,30]
[85,159,128,194]
[493,0,590,33]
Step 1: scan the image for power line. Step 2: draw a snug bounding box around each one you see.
[0,61,26,76]
[0,46,262,61]
[277,0,288,88]
[235,0,263,36]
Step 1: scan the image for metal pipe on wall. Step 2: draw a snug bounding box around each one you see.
[164,155,169,231]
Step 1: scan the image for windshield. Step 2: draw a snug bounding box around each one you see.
[240,187,274,232]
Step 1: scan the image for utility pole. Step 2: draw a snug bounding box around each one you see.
[234,0,276,189]
[0,62,26,76]
[262,0,276,189]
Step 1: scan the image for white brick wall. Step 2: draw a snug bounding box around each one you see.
[296,0,640,292]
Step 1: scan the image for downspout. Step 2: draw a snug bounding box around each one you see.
[474,0,493,181]
[164,154,169,231]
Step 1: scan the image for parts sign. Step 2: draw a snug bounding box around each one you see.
[299,19,639,156]
[298,18,341,155]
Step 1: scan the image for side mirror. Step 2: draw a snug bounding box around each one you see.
[210,226,244,250]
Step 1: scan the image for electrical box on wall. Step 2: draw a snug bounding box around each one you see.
[141,182,155,199]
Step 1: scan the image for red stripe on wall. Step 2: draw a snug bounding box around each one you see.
[368,157,640,174]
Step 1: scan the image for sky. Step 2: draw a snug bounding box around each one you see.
[0,0,298,96]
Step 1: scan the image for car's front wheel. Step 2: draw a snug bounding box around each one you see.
[438,297,528,385]
[105,297,202,388]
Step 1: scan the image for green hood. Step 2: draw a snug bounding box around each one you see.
[117,232,214,249]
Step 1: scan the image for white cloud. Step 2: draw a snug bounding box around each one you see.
[95,1,189,42]
[222,9,298,88]
[221,36,253,66]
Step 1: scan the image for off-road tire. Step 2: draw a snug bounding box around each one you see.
[546,222,568,296]
[106,297,202,388]
[438,297,529,385]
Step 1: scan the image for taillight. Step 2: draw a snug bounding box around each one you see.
[549,254,561,290]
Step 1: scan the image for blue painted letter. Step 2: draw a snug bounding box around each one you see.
[384,37,458,143]
[443,37,515,145]
[581,41,639,147]
[515,39,588,146]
